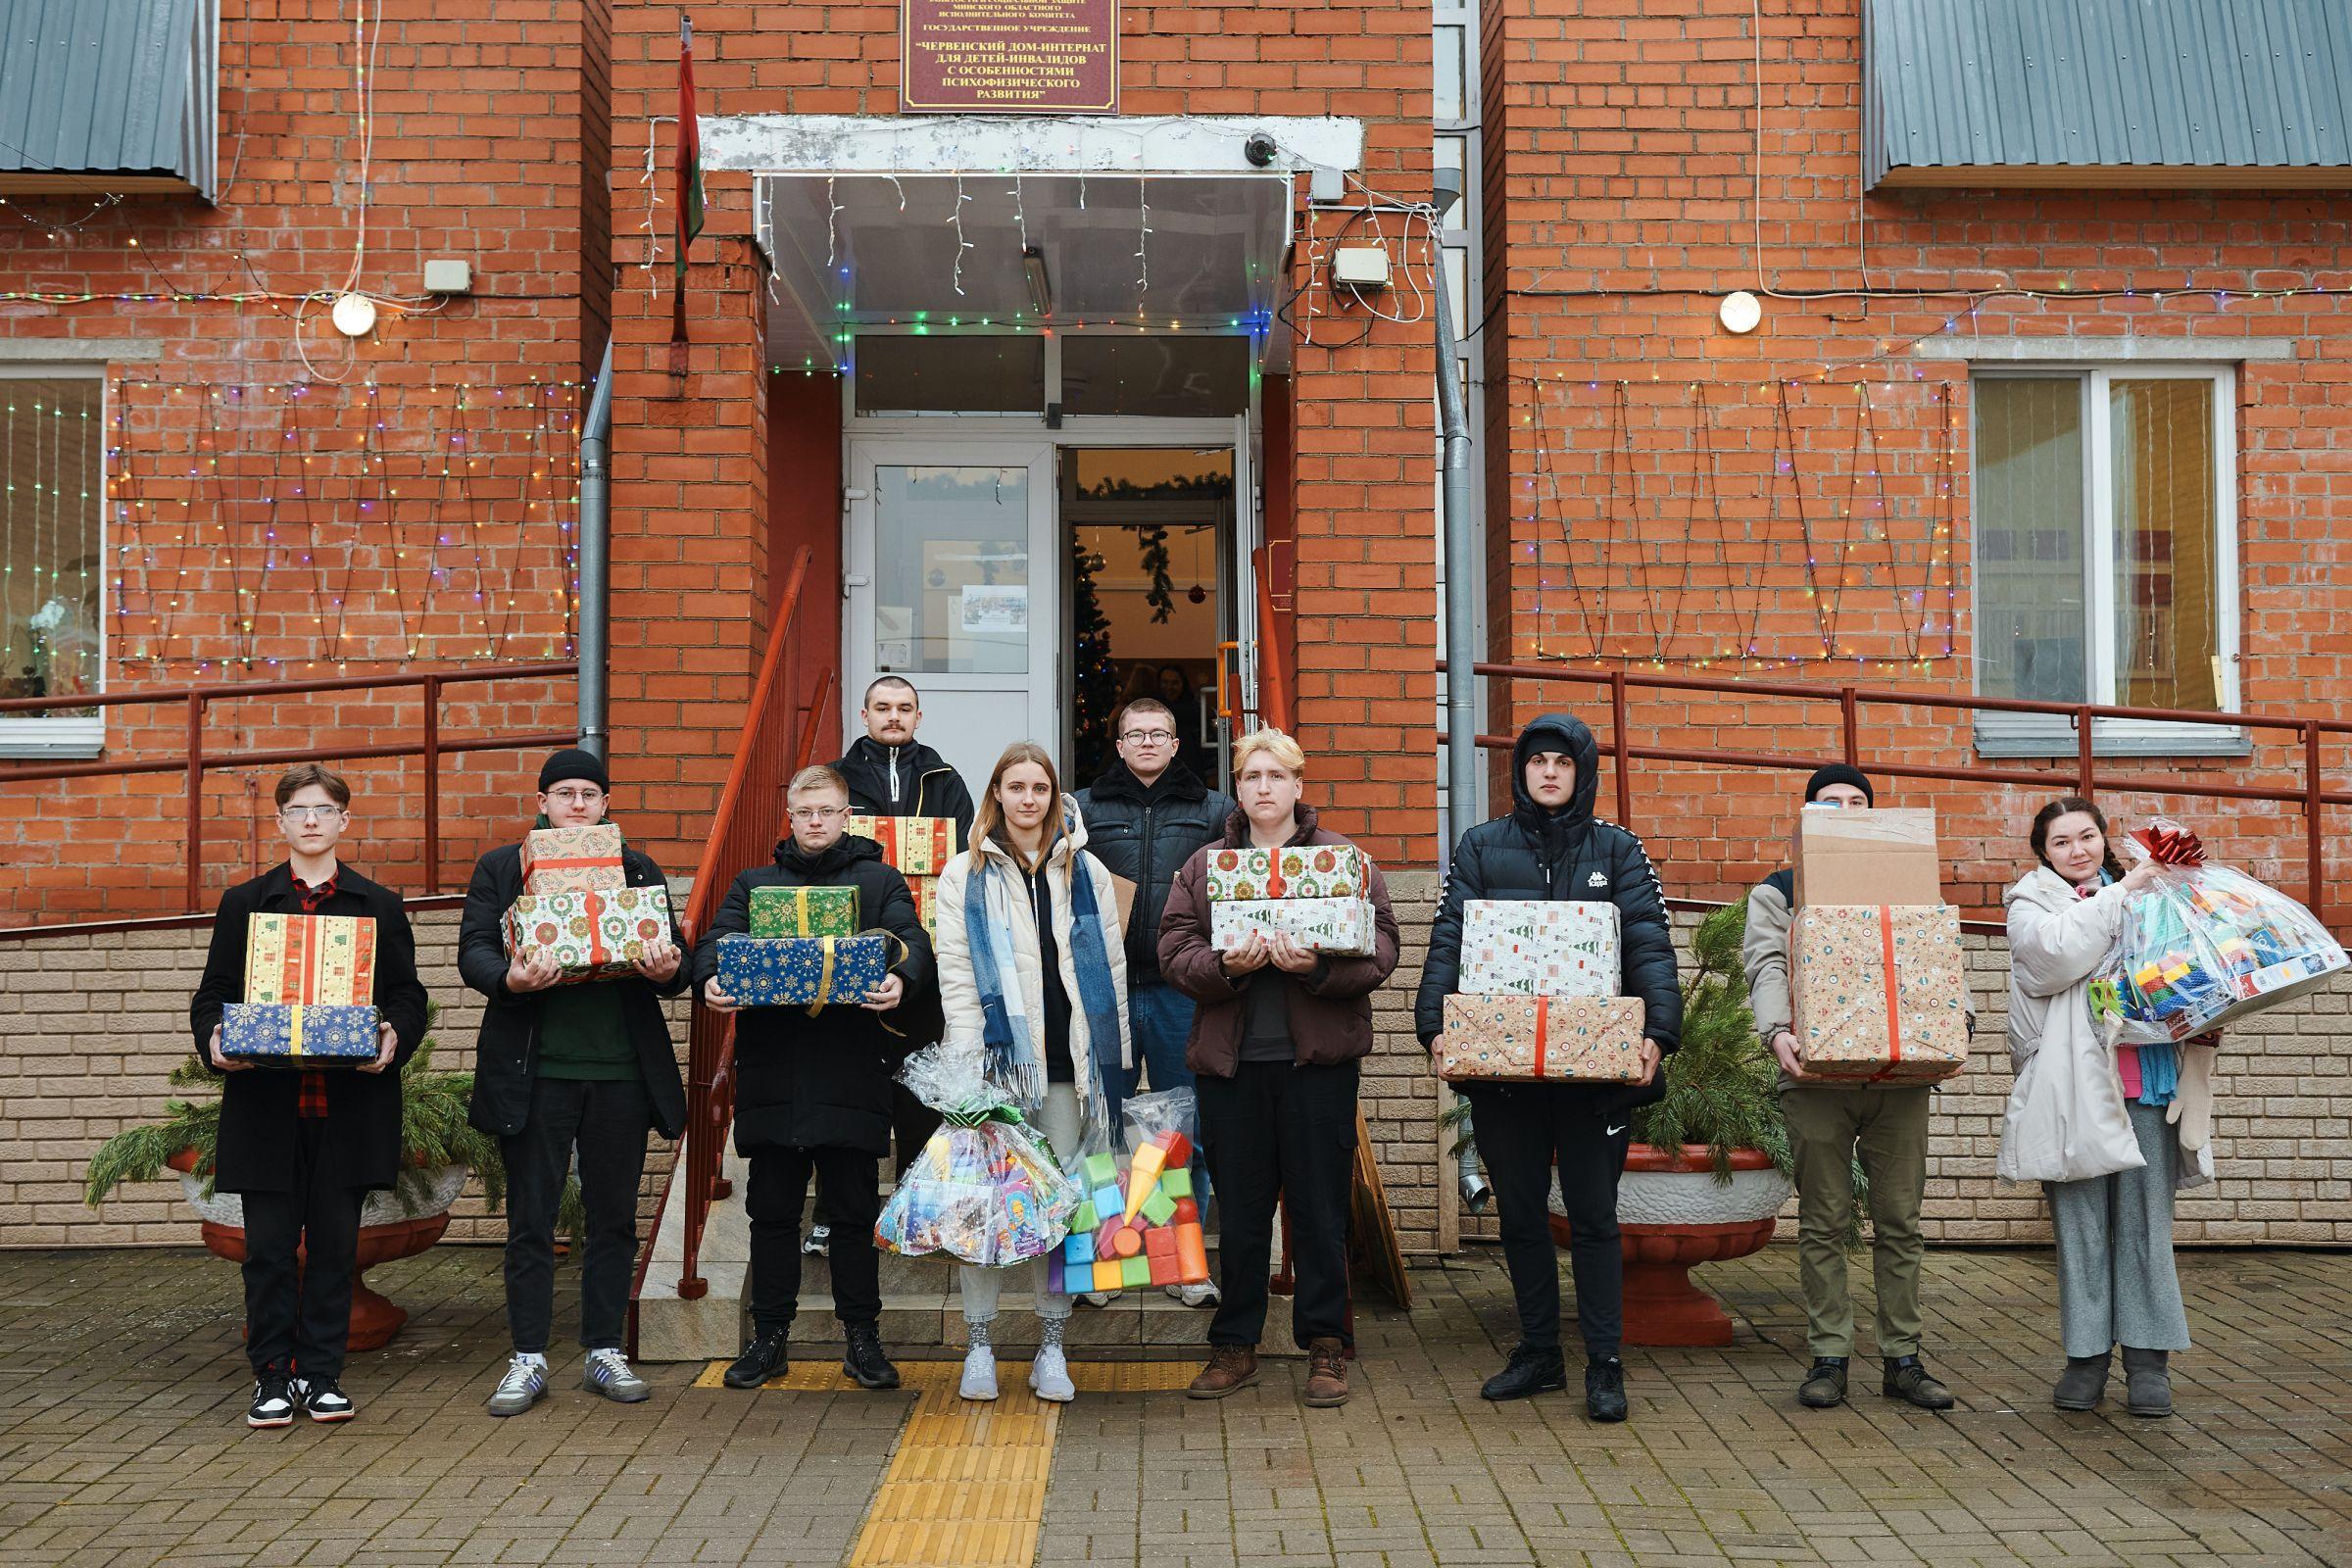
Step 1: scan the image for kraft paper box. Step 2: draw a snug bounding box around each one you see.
[1208,896,1378,956]
[1204,843,1368,902]
[1459,899,1620,998]
[1792,807,1942,908]
[220,1003,381,1067]
[244,912,376,1005]
[1434,995,1645,1084]
[1789,904,1969,1084]
[748,884,859,938]
[519,823,626,895]
[503,886,673,984]
[847,814,960,876]
[716,934,892,1007]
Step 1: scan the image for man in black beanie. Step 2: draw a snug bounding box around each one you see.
[1741,763,1959,1413]
[460,747,690,1416]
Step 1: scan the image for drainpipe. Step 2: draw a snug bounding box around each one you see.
[1431,173,1478,853]
[577,339,614,760]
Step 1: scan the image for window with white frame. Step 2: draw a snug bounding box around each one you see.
[1971,366,2240,756]
[0,370,106,758]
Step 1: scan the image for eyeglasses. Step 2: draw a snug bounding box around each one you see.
[545,788,605,806]
[278,806,344,824]
[1119,729,1178,745]
[788,805,850,823]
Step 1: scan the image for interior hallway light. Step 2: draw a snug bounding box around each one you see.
[1717,290,1762,335]
[1023,246,1053,318]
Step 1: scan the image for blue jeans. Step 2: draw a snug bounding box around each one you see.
[1100,979,1213,1222]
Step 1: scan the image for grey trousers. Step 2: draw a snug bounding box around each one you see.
[2044,1101,2191,1358]
[957,1084,1080,1325]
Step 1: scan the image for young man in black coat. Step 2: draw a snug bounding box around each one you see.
[692,763,934,1392]
[459,748,689,1417]
[189,763,429,1428]
[1417,713,1683,1421]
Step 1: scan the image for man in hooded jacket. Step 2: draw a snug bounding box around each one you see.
[1417,714,1682,1421]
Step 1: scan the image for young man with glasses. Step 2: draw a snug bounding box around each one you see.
[694,764,934,1391]
[1076,697,1237,1306]
[190,763,429,1427]
[459,749,690,1416]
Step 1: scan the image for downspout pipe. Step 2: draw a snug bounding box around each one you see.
[1431,173,1478,857]
[577,339,614,760]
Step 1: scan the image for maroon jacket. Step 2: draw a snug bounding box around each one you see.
[1157,806,1401,1077]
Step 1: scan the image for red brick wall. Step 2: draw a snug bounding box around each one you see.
[1484,0,2352,922]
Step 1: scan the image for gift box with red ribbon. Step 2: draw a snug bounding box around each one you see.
[1789,905,1969,1083]
[846,814,960,877]
[519,823,626,895]
[1433,995,1645,1083]
[244,913,376,1005]
[503,885,673,984]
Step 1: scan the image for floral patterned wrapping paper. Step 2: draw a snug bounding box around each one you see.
[220,1003,382,1066]
[1204,844,1368,902]
[846,815,960,876]
[519,824,627,895]
[502,885,674,984]
[243,912,376,1005]
[1433,995,1645,1083]
[715,934,893,1008]
[1207,896,1379,957]
[747,884,860,939]
[1789,905,1969,1084]
[1459,899,1620,999]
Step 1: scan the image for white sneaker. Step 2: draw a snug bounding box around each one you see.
[487,1353,549,1417]
[581,1348,652,1403]
[1077,1292,1112,1309]
[1028,1345,1075,1403]
[958,1345,999,1402]
[1169,1282,1221,1308]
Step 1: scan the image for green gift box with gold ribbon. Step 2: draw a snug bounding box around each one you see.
[747,884,859,938]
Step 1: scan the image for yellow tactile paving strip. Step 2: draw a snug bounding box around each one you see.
[695,1358,1197,1567]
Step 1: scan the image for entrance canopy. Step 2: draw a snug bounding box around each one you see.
[758,173,1295,374]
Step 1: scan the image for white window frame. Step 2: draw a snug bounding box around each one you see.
[0,364,107,760]
[1969,362,2243,759]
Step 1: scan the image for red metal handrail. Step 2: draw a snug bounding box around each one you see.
[1441,660,2350,930]
[0,662,578,929]
[1251,556,1294,735]
[672,547,829,1299]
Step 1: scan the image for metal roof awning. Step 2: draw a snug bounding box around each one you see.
[0,0,219,199]
[1864,0,2352,189]
[758,173,1293,373]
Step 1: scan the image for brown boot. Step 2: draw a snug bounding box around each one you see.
[1303,1338,1349,1407]
[1186,1344,1259,1399]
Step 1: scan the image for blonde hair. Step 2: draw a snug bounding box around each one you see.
[1231,728,1305,778]
[971,742,1063,874]
[786,764,850,802]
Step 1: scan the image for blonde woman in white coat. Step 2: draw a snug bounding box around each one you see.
[931,741,1133,1404]
[2001,796,2218,1419]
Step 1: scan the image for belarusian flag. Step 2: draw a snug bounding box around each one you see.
[671,16,705,368]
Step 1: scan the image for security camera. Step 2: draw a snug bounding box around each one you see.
[1244,133,1279,169]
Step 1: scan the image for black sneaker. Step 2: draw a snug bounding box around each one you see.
[298,1377,355,1423]
[843,1323,902,1391]
[1798,1357,1849,1408]
[1481,1343,1568,1401]
[247,1370,297,1429]
[1585,1357,1629,1423]
[723,1330,790,1390]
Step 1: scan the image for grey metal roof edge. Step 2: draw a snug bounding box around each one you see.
[0,0,214,194]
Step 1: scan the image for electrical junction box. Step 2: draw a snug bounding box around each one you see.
[421,259,473,295]
[1331,245,1391,289]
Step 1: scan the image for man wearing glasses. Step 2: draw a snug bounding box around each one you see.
[189,763,429,1427]
[1075,697,1237,1307]
[459,749,690,1416]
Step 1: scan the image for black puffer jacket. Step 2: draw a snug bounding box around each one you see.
[1075,760,1237,981]
[1416,712,1683,1104]
[689,834,935,1156]
[832,736,976,841]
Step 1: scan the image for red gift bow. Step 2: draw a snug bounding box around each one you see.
[2132,823,2207,867]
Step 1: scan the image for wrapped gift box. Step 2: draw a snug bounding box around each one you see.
[1789,905,1969,1083]
[748,884,859,939]
[504,885,673,984]
[1434,995,1645,1083]
[715,934,892,1008]
[1459,899,1619,999]
[220,1003,381,1067]
[1208,896,1378,956]
[1792,807,1942,908]
[519,823,626,895]
[905,873,940,935]
[244,912,375,1005]
[847,814,960,876]
[1204,843,1367,902]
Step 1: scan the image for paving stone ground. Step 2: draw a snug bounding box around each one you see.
[0,1243,2346,1567]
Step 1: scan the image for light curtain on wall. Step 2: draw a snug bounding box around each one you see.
[0,377,103,702]
[2110,377,2219,710]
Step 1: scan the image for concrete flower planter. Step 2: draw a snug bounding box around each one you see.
[1552,1144,1791,1348]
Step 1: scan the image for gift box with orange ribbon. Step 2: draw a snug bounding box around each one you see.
[1204,843,1366,902]
[519,823,626,895]
[846,814,960,877]
[244,912,376,1005]
[714,933,894,1008]
[503,885,673,984]
[1789,904,1969,1083]
[1433,994,1645,1083]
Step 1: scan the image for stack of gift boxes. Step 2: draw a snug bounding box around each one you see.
[1205,843,1378,956]
[1433,901,1644,1082]
[1786,808,1969,1083]
[502,823,674,983]
[221,912,382,1064]
[848,814,958,935]
[714,884,892,1007]
[1044,1128,1210,1295]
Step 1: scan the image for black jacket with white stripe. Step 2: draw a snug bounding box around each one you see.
[1415,713,1683,1103]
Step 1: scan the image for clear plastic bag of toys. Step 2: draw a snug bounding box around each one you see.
[874,1045,1082,1266]
[2093,818,2348,1045]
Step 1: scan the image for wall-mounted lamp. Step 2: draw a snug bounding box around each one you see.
[330,293,378,337]
[1023,246,1052,318]
[1717,290,1762,335]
